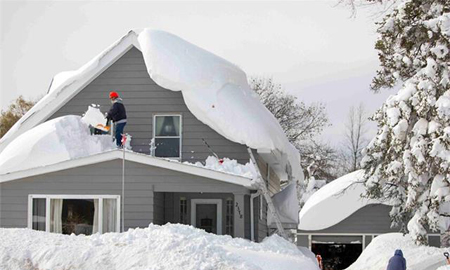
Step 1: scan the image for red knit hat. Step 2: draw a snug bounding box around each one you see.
[109,91,119,99]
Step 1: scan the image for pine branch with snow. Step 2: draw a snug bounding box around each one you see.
[362,0,450,245]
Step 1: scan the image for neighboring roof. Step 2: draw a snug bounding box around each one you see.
[0,29,302,183]
[0,150,255,189]
[298,170,391,231]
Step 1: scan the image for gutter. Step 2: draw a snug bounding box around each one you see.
[250,190,261,242]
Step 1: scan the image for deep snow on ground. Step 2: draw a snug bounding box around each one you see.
[347,233,448,270]
[0,224,319,270]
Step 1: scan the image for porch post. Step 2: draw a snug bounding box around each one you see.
[233,193,245,238]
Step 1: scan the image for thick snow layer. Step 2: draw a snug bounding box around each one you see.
[0,29,301,183]
[184,156,257,179]
[268,183,300,226]
[137,29,301,182]
[0,224,320,270]
[0,116,115,174]
[299,170,389,230]
[347,233,447,270]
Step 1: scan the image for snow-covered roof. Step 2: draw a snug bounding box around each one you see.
[0,115,115,175]
[0,147,255,188]
[298,170,391,231]
[0,29,301,182]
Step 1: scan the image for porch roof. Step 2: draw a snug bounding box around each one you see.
[0,150,256,189]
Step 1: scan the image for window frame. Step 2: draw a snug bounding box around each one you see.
[27,194,121,234]
[152,114,183,160]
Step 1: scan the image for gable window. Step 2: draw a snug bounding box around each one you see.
[153,115,182,158]
[28,195,120,235]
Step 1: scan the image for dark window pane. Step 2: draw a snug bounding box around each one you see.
[155,116,180,136]
[32,198,46,231]
[61,199,96,235]
[155,138,180,158]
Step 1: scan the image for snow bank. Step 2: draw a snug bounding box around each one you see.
[184,156,257,179]
[299,170,390,230]
[0,29,302,183]
[347,233,447,270]
[268,183,300,226]
[0,224,320,270]
[0,115,114,174]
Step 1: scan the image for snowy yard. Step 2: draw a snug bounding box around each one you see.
[348,233,449,270]
[0,224,319,270]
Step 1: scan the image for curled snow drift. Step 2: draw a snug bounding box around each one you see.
[347,233,446,270]
[0,29,301,182]
[138,29,301,181]
[299,170,389,230]
[268,183,300,226]
[0,115,114,174]
[0,224,320,270]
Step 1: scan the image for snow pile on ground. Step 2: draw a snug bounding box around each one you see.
[268,183,300,226]
[184,156,257,179]
[81,105,107,127]
[0,29,302,184]
[347,233,448,270]
[0,115,114,174]
[438,266,450,270]
[0,224,320,270]
[299,170,390,230]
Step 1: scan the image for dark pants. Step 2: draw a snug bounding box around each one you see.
[114,122,126,147]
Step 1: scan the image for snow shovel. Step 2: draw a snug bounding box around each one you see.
[95,124,111,132]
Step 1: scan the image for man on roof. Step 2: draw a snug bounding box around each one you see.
[106,91,127,147]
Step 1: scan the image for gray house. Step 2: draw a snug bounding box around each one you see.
[296,170,440,269]
[0,30,297,242]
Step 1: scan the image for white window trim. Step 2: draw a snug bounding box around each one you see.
[191,199,222,235]
[28,194,121,234]
[152,114,182,160]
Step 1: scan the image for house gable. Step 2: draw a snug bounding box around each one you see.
[48,46,252,165]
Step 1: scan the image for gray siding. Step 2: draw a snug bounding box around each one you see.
[0,159,249,230]
[298,204,399,234]
[48,47,250,165]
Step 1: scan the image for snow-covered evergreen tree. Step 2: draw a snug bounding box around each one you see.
[362,0,450,245]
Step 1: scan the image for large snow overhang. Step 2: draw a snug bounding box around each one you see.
[0,29,302,183]
[0,150,255,188]
[298,170,391,231]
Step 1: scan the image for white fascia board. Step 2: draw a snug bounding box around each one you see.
[0,31,140,153]
[0,150,255,189]
[257,148,288,181]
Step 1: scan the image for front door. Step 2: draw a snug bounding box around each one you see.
[196,204,217,233]
[191,199,222,234]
